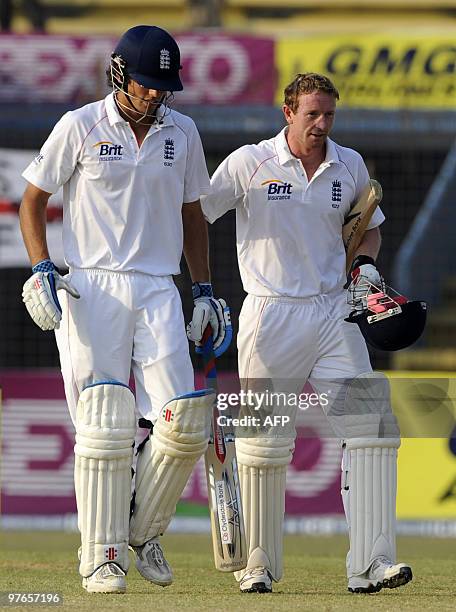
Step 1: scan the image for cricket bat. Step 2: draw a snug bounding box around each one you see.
[199,325,247,573]
[343,179,383,272]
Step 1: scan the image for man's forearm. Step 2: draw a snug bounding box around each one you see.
[182,201,211,282]
[19,184,51,266]
[354,227,381,262]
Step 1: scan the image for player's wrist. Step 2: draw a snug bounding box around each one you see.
[192,282,213,300]
[32,259,58,274]
[350,255,376,271]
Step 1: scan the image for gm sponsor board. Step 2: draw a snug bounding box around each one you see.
[276,32,456,110]
[1,371,456,519]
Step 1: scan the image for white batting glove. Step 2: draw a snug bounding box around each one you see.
[347,256,384,313]
[186,282,232,357]
[22,259,80,331]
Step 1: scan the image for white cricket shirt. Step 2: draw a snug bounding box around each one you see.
[23,93,210,275]
[202,127,385,298]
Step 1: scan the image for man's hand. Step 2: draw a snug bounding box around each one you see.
[186,282,232,357]
[346,255,385,312]
[22,259,80,331]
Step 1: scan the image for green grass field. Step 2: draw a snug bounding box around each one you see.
[1,532,455,611]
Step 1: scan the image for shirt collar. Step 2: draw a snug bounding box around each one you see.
[275,127,295,165]
[104,92,175,129]
[324,138,339,165]
[105,92,125,126]
[275,126,340,167]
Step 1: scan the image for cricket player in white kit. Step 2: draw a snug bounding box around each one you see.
[201,73,412,594]
[19,25,230,594]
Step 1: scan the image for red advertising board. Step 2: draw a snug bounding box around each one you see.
[0,33,275,105]
[176,34,276,105]
[0,371,343,516]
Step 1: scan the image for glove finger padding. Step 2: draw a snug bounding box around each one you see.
[347,260,384,313]
[210,298,233,355]
[188,282,233,357]
[23,277,52,330]
[187,299,232,357]
[38,274,62,320]
[187,301,212,343]
[22,272,62,330]
[23,290,53,331]
[22,259,80,331]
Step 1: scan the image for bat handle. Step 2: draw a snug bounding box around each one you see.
[201,324,212,346]
[200,325,217,389]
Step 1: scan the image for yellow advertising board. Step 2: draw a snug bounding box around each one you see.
[386,372,456,518]
[276,32,456,109]
[397,438,456,519]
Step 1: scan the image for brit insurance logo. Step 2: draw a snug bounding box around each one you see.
[92,141,124,161]
[262,179,293,201]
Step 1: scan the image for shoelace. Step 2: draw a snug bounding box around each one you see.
[370,556,392,572]
[146,543,165,566]
[243,567,268,579]
[100,563,124,577]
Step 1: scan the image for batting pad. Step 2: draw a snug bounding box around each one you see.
[129,389,215,545]
[234,436,295,582]
[74,382,136,577]
[342,435,401,577]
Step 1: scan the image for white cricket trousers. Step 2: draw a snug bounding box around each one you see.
[238,292,373,431]
[55,268,194,425]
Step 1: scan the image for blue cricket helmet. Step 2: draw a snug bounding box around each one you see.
[113,25,183,92]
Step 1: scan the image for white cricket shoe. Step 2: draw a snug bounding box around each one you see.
[132,537,173,586]
[240,567,273,593]
[82,562,126,593]
[348,556,413,594]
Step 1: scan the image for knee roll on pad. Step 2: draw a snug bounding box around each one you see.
[344,371,391,412]
[234,437,295,582]
[344,412,400,443]
[74,382,136,577]
[327,372,399,439]
[235,436,295,467]
[341,436,400,578]
[129,389,215,545]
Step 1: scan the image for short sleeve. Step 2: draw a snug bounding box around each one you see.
[367,206,385,229]
[353,156,370,202]
[183,121,211,203]
[351,152,386,229]
[201,148,247,224]
[22,111,80,194]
